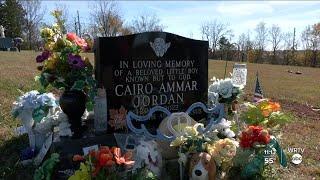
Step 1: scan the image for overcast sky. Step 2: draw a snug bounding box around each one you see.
[43,1,320,45]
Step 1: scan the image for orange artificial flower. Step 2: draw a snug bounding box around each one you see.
[113,147,134,167]
[72,154,84,161]
[270,101,281,112]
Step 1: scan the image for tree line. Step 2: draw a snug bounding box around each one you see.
[0,0,319,67]
[201,21,320,67]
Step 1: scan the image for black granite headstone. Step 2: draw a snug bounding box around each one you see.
[95,32,208,133]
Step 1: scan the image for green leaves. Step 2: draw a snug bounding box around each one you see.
[71,80,85,91]
[268,138,287,167]
[34,153,60,180]
[32,106,49,123]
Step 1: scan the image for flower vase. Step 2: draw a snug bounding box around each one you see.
[59,90,86,139]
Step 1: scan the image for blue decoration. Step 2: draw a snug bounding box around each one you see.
[126,102,224,141]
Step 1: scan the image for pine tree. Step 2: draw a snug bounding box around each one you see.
[0,0,26,38]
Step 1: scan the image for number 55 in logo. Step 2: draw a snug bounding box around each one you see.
[264,157,274,164]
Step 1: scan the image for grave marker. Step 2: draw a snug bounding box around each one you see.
[95,32,208,133]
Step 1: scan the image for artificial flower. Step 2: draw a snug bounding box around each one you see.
[184,126,198,137]
[68,54,85,69]
[36,10,96,111]
[40,27,54,39]
[239,126,270,148]
[36,50,51,63]
[114,147,135,167]
[68,163,90,180]
[66,32,77,42]
[170,136,187,147]
[217,78,234,98]
[206,138,238,167]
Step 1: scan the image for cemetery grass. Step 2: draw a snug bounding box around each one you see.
[0,51,318,179]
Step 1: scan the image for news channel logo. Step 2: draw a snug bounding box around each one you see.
[288,147,304,165]
[291,153,302,165]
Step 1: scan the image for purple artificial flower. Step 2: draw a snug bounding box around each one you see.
[68,54,85,69]
[36,50,51,63]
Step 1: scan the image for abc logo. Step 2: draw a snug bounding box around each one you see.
[291,153,302,165]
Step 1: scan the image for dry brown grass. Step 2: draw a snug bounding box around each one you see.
[0,52,319,179]
[208,60,320,107]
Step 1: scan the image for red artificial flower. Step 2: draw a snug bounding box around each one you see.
[66,32,88,48]
[100,146,111,154]
[240,126,270,148]
[66,32,77,42]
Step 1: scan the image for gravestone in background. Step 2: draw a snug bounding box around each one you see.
[95,32,208,133]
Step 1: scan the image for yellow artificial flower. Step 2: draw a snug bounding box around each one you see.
[65,39,73,47]
[44,41,55,51]
[45,56,58,70]
[68,163,91,180]
[41,27,54,39]
[184,126,198,137]
[170,136,187,147]
[54,38,69,50]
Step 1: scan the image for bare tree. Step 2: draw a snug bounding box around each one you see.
[89,1,125,37]
[282,32,294,65]
[22,0,45,50]
[238,33,246,61]
[301,24,320,67]
[254,22,268,63]
[130,13,164,33]
[269,24,282,64]
[200,20,232,58]
[301,26,311,66]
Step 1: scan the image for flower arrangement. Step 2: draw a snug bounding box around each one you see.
[69,146,134,180]
[208,77,243,105]
[12,90,57,128]
[206,138,238,171]
[239,126,270,149]
[231,125,287,179]
[240,99,290,128]
[35,10,96,110]
[170,123,215,154]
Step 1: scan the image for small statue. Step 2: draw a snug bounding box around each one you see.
[0,25,5,38]
[188,152,217,180]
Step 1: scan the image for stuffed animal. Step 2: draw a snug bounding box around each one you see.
[133,140,163,177]
[210,118,235,138]
[188,152,216,180]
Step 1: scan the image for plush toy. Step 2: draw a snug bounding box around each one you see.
[188,152,216,180]
[210,118,235,138]
[133,140,163,177]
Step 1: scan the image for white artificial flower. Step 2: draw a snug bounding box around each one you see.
[208,91,219,105]
[208,81,220,93]
[217,78,234,98]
